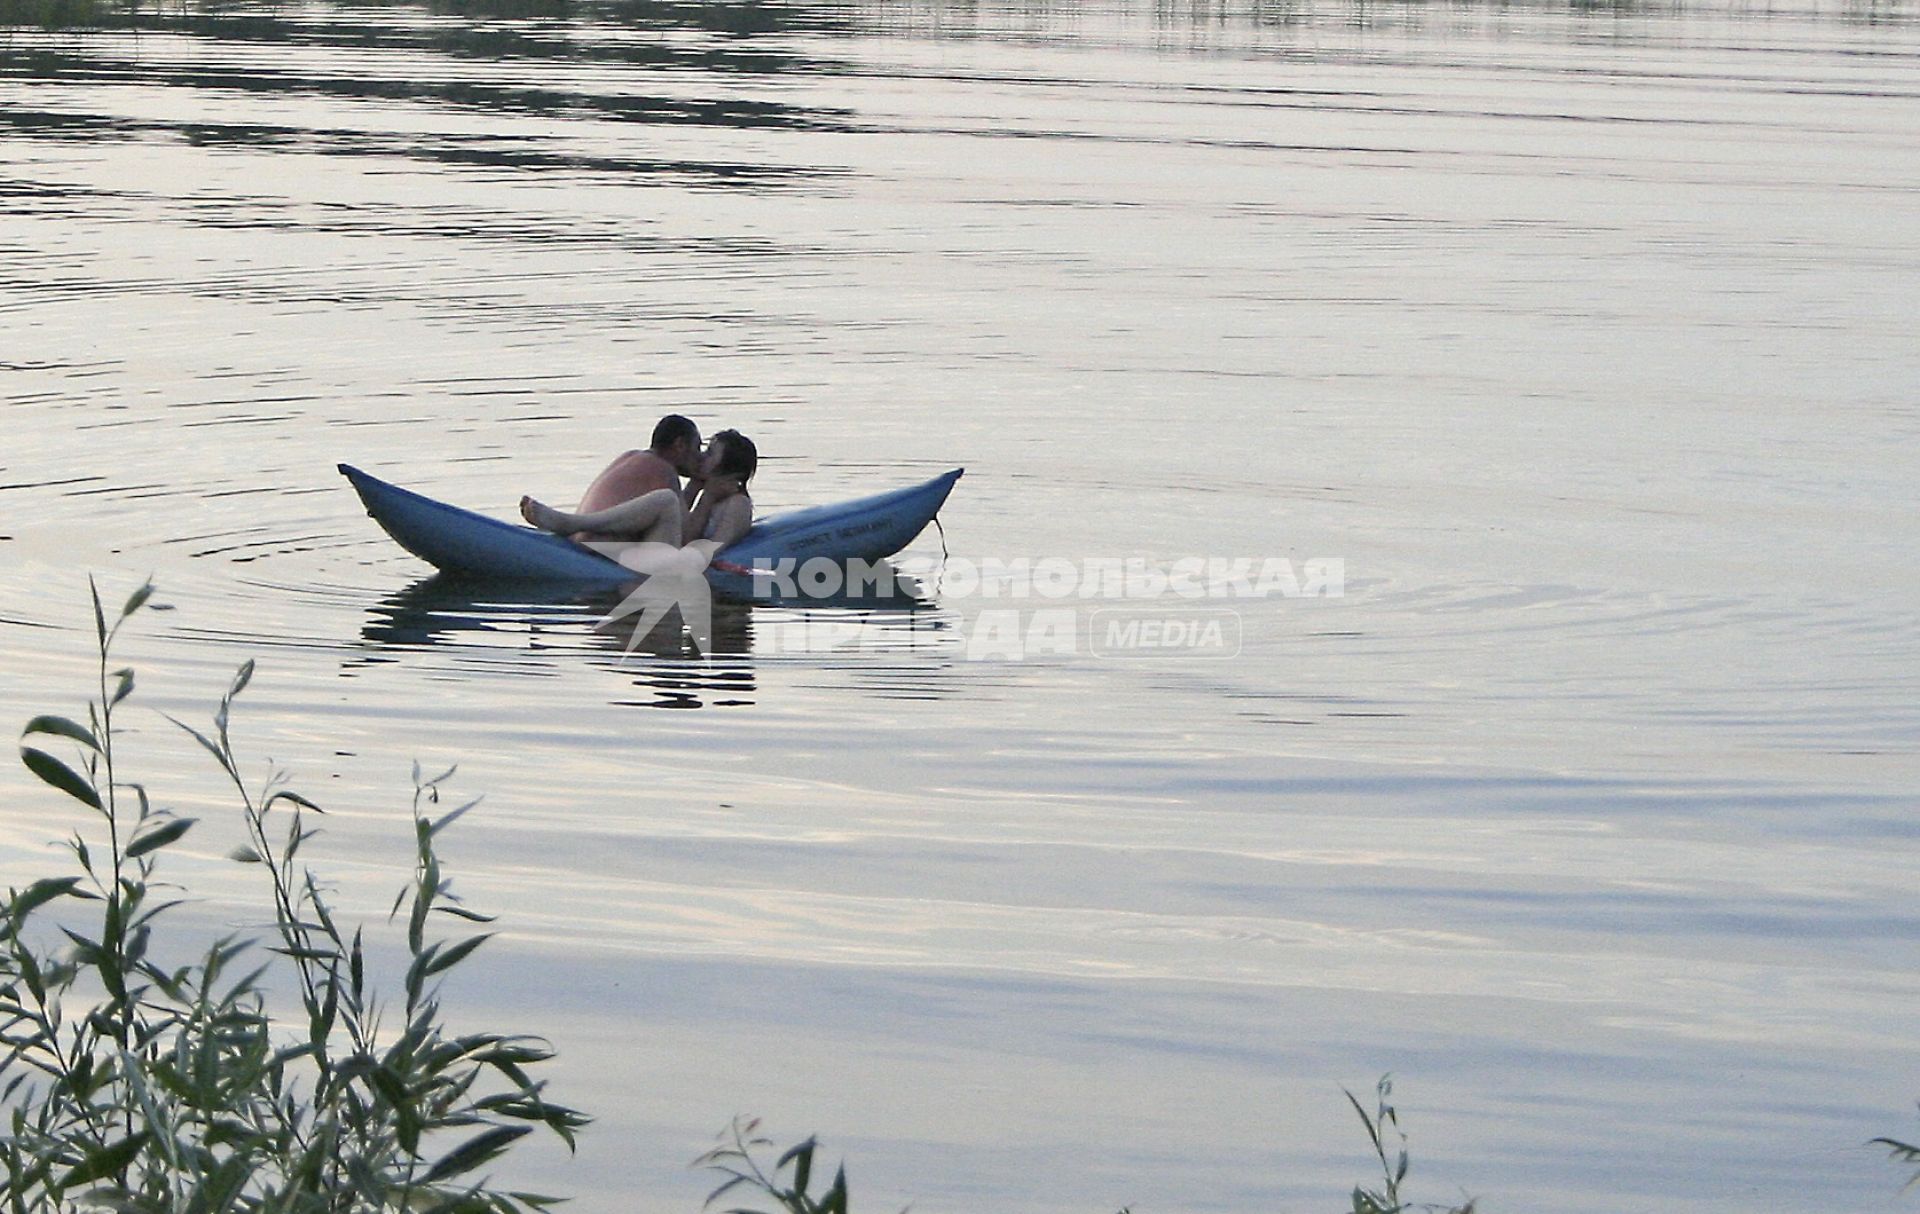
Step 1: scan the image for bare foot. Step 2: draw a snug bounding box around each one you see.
[520,495,572,533]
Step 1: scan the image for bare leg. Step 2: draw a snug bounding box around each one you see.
[521,487,684,545]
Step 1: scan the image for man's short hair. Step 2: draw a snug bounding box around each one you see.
[651,414,698,451]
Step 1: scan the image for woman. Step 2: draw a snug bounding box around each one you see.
[520,429,758,558]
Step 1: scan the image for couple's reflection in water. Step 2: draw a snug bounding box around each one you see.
[354,564,947,710]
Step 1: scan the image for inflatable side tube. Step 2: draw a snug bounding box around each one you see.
[340,464,963,583]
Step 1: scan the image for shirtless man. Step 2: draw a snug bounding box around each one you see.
[574,414,703,516]
[521,429,759,557]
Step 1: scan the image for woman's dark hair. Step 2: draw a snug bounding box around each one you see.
[651,414,698,451]
[713,429,757,488]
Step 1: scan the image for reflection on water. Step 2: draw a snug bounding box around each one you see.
[353,568,944,707]
[3,0,1919,1210]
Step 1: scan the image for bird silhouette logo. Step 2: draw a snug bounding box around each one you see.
[581,540,717,661]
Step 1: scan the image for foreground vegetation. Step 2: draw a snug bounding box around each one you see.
[2,582,586,1211]
[5,580,1904,1211]
[0,581,1480,1211]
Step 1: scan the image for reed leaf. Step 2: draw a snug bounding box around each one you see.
[20,715,100,753]
[9,876,83,920]
[19,747,100,809]
[125,817,195,859]
[58,1130,149,1187]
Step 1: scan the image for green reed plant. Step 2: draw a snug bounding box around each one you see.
[697,1078,1476,1214]
[1875,1116,1920,1191]
[1345,1075,1474,1214]
[696,1119,848,1214]
[1,579,586,1212]
[2,582,1488,1214]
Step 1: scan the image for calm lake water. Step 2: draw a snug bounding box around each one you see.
[3,0,1919,1208]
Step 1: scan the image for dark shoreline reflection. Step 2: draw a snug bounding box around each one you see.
[8,0,1907,193]
[0,0,864,191]
[352,565,946,709]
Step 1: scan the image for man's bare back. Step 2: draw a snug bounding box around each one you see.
[576,450,679,514]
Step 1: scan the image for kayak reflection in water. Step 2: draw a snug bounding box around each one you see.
[520,429,758,575]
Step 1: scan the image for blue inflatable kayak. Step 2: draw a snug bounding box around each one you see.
[339,463,962,584]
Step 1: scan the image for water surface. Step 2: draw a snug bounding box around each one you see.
[3,0,1919,1209]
